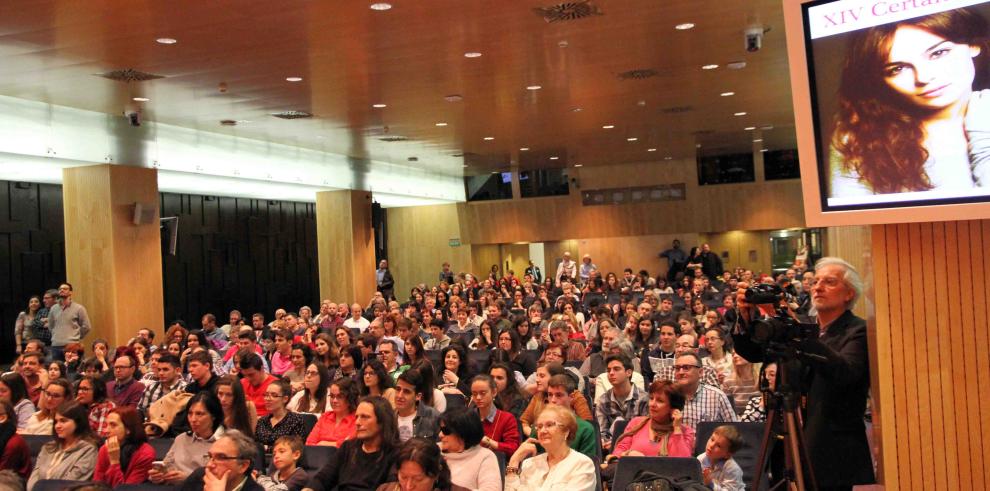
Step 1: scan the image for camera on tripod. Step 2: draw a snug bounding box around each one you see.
[743,283,818,346]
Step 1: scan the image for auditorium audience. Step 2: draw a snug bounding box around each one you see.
[255,379,305,450]
[241,353,279,417]
[107,353,145,409]
[27,401,98,490]
[75,375,115,437]
[394,368,441,442]
[505,405,596,491]
[468,374,520,458]
[376,437,455,491]
[255,435,308,491]
[214,376,257,438]
[93,406,154,486]
[22,378,72,435]
[179,429,264,491]
[360,358,397,406]
[288,361,331,414]
[307,377,358,447]
[488,363,528,421]
[150,392,225,485]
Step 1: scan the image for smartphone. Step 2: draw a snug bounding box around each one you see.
[152,461,165,473]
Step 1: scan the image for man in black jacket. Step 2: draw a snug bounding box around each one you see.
[376,259,395,301]
[733,257,874,491]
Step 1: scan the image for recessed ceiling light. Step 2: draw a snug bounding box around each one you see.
[526,85,542,90]
[744,126,756,131]
[237,120,252,124]
[483,136,494,141]
[720,92,735,97]
[675,23,695,30]
[571,107,582,112]
[734,112,747,116]
[132,97,150,102]
[574,164,583,167]
[702,64,719,70]
[156,37,177,45]
[760,149,769,152]
[727,61,747,70]
[602,125,615,129]
[647,148,657,152]
[549,156,559,160]
[665,156,673,160]
[444,94,463,102]
[753,139,763,143]
[286,77,303,82]
[370,3,392,11]
[627,137,638,142]
[372,103,387,108]
[435,122,447,127]
[520,147,530,151]
[464,52,482,58]
[636,100,647,107]
[463,164,469,167]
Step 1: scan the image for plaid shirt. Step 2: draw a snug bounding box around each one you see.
[681,383,738,430]
[653,362,721,388]
[138,377,188,416]
[88,400,116,437]
[595,384,648,444]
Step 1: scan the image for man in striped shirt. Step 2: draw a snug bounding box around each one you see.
[137,353,187,417]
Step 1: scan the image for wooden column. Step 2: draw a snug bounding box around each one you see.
[870,220,990,490]
[315,190,377,305]
[62,165,164,348]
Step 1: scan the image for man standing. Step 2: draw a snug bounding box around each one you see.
[393,368,441,442]
[734,257,874,489]
[660,239,688,282]
[672,352,737,428]
[596,354,647,451]
[524,260,542,284]
[48,283,91,361]
[107,353,146,409]
[578,254,597,286]
[376,259,395,301]
[30,289,58,348]
[438,262,455,284]
[699,244,724,279]
[554,252,577,287]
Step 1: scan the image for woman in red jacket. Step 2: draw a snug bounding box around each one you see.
[0,400,31,479]
[94,406,154,486]
[469,374,519,459]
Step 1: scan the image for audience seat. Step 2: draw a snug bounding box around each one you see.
[299,413,318,437]
[467,349,491,376]
[612,419,630,442]
[149,437,174,460]
[425,350,442,369]
[349,328,362,339]
[22,435,52,457]
[301,445,337,478]
[444,392,467,411]
[612,457,703,491]
[32,480,94,491]
[693,421,767,489]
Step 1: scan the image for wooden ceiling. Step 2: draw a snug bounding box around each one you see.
[0,0,796,177]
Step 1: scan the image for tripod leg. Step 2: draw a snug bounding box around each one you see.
[792,409,818,491]
[753,407,779,491]
[783,411,807,491]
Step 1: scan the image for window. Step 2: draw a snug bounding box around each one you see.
[519,168,569,198]
[764,149,801,180]
[697,152,755,185]
[464,173,513,201]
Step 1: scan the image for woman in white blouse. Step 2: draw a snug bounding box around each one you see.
[505,405,596,491]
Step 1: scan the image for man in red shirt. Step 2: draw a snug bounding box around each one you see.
[239,353,277,417]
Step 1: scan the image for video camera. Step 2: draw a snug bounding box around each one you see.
[743,283,818,346]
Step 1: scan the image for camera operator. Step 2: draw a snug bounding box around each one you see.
[732,257,874,491]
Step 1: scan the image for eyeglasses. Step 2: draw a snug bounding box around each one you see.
[534,421,560,432]
[44,391,65,398]
[113,365,133,370]
[304,370,320,376]
[204,453,246,463]
[263,392,285,399]
[673,365,700,372]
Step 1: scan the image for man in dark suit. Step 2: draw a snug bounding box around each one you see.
[376,259,395,301]
[733,257,874,491]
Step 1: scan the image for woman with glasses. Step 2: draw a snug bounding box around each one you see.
[27,401,99,490]
[504,405,596,491]
[94,406,154,486]
[359,358,396,407]
[22,378,73,435]
[254,379,305,451]
[74,374,115,437]
[438,407,502,491]
[335,346,364,382]
[307,377,359,447]
[149,392,225,485]
[288,362,331,414]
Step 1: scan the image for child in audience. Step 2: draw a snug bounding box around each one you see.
[697,425,745,491]
[255,435,308,491]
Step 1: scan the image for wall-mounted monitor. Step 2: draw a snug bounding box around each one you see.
[785,0,990,225]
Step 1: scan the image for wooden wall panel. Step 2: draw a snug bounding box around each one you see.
[870,220,990,490]
[315,191,376,305]
[575,233,699,280]
[386,204,471,298]
[698,230,772,275]
[0,182,66,362]
[824,226,873,319]
[470,244,501,282]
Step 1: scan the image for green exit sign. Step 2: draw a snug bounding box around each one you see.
[449,238,461,247]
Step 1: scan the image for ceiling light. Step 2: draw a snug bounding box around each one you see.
[571,107,582,112]
[464,52,482,58]
[463,164,469,167]
[720,92,735,97]
[647,148,657,152]
[370,3,392,10]
[132,97,150,102]
[286,77,303,82]
[702,64,719,70]
[675,23,695,30]
[483,136,494,141]
[435,122,447,127]
[549,156,559,160]
[636,100,647,107]
[156,38,177,45]
[520,147,530,151]
[627,137,638,142]
[574,164,583,167]
[744,126,756,131]
[602,125,615,129]
[727,61,747,70]
[665,156,673,160]
[753,138,763,143]
[372,103,387,108]
[237,120,252,124]
[734,112,747,116]
[526,85,542,90]
[444,94,463,102]
[760,149,769,152]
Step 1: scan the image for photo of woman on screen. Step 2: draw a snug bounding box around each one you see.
[829,8,990,199]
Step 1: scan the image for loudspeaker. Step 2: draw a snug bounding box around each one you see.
[160,217,179,256]
[132,202,157,225]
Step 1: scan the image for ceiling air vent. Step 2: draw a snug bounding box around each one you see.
[534,1,602,23]
[219,119,238,126]
[618,69,658,80]
[379,136,410,142]
[662,105,693,114]
[271,110,313,119]
[97,69,164,83]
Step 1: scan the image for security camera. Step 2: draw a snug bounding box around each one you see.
[123,104,141,127]
[745,26,764,53]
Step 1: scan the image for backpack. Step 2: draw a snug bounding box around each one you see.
[625,470,709,491]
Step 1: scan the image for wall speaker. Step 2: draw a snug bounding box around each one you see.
[132,202,157,225]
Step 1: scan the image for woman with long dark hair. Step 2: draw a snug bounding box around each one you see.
[488,363,528,421]
[376,437,454,491]
[23,378,72,435]
[830,8,990,196]
[289,361,331,414]
[74,375,115,437]
[214,376,256,438]
[27,401,99,490]
[149,392,225,485]
[13,295,41,354]
[359,358,396,406]
[307,377,359,447]
[0,401,31,479]
[0,372,35,430]
[94,406,154,486]
[437,345,471,397]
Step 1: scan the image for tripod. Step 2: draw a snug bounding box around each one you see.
[753,355,818,491]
